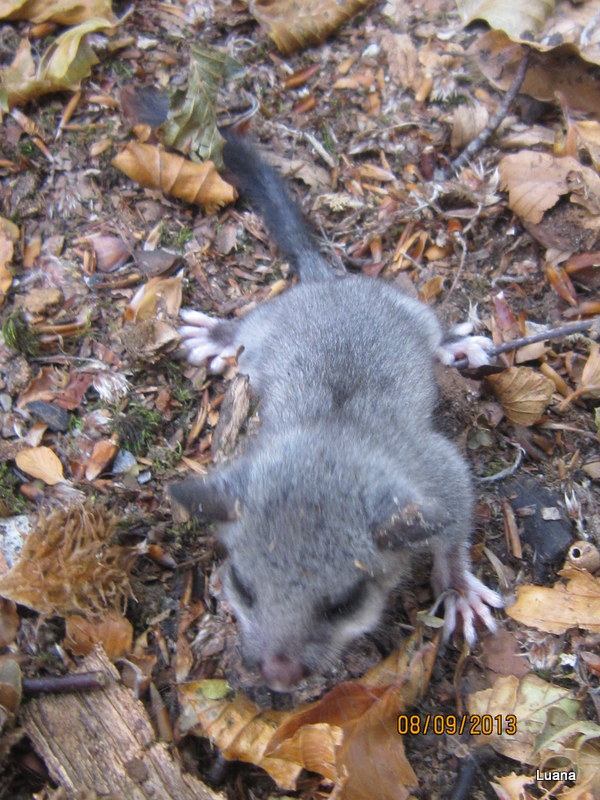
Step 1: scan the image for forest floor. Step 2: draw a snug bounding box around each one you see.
[0,0,599,798]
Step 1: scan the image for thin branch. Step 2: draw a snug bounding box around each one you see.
[22,671,110,695]
[450,48,531,174]
[454,317,599,370]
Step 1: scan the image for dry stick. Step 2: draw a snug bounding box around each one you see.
[454,317,599,370]
[22,671,109,695]
[450,48,531,174]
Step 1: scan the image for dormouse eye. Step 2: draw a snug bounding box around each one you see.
[322,580,367,621]
[229,564,255,608]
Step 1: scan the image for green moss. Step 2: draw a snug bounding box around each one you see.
[0,463,25,513]
[2,310,39,356]
[113,403,161,455]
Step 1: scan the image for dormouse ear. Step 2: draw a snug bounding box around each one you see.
[371,500,449,551]
[168,476,240,523]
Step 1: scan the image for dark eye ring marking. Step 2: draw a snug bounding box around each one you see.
[322,580,367,621]
[229,563,255,608]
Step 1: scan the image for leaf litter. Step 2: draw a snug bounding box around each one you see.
[0,0,600,797]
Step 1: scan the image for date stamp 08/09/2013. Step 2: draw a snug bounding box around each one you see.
[396,714,517,736]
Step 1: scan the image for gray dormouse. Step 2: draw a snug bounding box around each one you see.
[171,133,502,691]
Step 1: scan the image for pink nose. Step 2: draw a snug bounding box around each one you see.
[261,653,307,691]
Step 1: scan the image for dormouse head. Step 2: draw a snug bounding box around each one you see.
[169,469,448,691]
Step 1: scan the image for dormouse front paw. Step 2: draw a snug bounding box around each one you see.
[178,309,238,374]
[437,322,495,369]
[441,571,503,645]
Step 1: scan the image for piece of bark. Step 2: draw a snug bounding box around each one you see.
[20,647,224,800]
[212,374,251,462]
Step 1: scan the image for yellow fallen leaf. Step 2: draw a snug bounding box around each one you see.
[250,0,376,54]
[112,142,236,212]
[506,567,600,634]
[486,366,555,425]
[15,445,64,485]
[0,18,115,109]
[0,0,115,24]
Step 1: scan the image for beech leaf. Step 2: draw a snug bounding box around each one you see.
[112,143,236,212]
[15,446,65,485]
[486,367,555,425]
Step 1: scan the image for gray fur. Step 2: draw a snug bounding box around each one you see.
[172,136,502,690]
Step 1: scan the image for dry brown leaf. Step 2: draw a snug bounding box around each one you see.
[469,28,600,118]
[0,503,132,617]
[506,566,600,634]
[64,611,133,660]
[545,263,578,306]
[491,772,538,800]
[0,0,115,24]
[124,273,183,323]
[15,445,65,485]
[0,598,19,647]
[112,143,236,212]
[249,0,376,54]
[0,18,116,109]
[458,0,555,40]
[179,634,434,796]
[18,287,63,315]
[468,673,581,764]
[450,103,489,151]
[498,151,600,224]
[178,686,300,789]
[380,32,421,91]
[486,367,555,425]
[84,438,118,481]
[0,217,18,306]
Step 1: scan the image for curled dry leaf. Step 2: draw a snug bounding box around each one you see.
[506,566,600,635]
[0,18,116,109]
[249,0,376,54]
[15,445,65,485]
[124,273,183,323]
[486,366,555,425]
[468,673,581,764]
[64,611,133,661]
[0,0,116,24]
[0,502,133,616]
[112,143,236,212]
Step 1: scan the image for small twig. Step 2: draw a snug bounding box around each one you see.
[22,671,110,695]
[450,48,531,174]
[454,317,599,370]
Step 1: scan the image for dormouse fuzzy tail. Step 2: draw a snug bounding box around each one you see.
[222,133,335,282]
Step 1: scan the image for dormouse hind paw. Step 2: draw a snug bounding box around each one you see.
[178,309,238,374]
[437,322,494,369]
[441,571,503,646]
